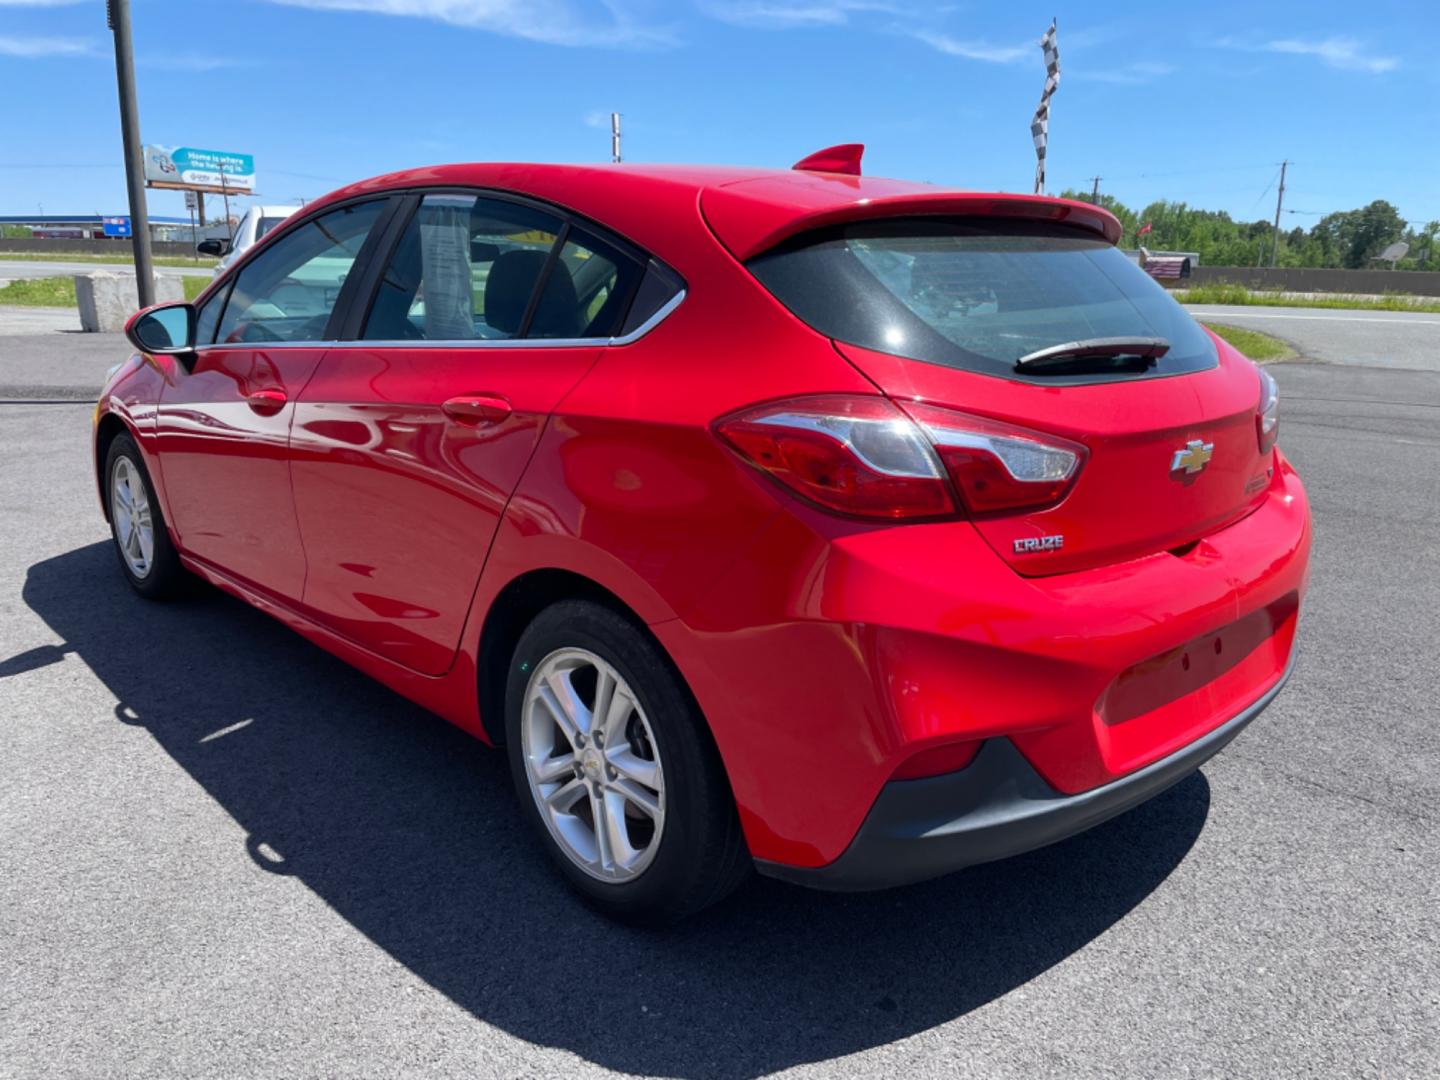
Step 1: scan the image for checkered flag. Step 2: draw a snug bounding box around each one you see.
[1031,20,1060,195]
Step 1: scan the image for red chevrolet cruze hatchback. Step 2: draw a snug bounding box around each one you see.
[96,148,1310,922]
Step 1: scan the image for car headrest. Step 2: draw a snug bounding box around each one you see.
[484,249,549,336]
[526,258,582,339]
[484,248,581,338]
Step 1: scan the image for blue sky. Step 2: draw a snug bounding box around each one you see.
[1,0,1435,229]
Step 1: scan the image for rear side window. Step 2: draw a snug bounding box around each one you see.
[748,219,1217,382]
[619,259,684,337]
[529,228,644,339]
[362,194,563,341]
[362,196,648,342]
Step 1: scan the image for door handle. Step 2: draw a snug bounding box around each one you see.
[442,394,511,426]
[246,388,288,416]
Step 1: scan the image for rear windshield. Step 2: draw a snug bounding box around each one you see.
[747,218,1217,383]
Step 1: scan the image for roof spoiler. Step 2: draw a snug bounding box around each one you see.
[792,143,864,176]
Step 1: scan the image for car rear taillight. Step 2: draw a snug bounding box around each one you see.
[901,401,1086,515]
[714,395,955,519]
[1257,369,1279,454]
[715,395,1085,520]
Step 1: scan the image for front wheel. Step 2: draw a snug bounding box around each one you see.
[505,600,750,924]
[104,432,186,599]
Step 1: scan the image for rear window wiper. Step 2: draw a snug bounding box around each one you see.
[1015,336,1170,373]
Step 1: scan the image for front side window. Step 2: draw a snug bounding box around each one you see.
[362,195,563,341]
[748,218,1217,383]
[192,278,232,347]
[216,200,385,344]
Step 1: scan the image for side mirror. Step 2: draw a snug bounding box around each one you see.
[197,238,230,257]
[125,302,196,355]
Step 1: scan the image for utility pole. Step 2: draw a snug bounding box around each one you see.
[610,113,622,164]
[1270,160,1288,268]
[1088,176,1102,204]
[107,0,155,308]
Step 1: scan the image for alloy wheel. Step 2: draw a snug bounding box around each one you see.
[110,456,155,579]
[521,648,666,882]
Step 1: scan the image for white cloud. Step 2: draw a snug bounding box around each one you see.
[906,29,1030,64]
[1264,36,1397,73]
[263,0,675,47]
[1078,60,1175,85]
[0,34,93,57]
[700,1,898,29]
[137,53,256,72]
[1214,34,1398,73]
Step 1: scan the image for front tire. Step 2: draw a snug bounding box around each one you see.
[104,432,185,599]
[505,600,750,923]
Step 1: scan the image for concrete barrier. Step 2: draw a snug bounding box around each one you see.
[74,273,184,333]
[1166,265,1440,297]
[1,238,200,258]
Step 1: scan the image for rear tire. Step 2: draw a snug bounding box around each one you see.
[104,432,186,600]
[505,599,750,924]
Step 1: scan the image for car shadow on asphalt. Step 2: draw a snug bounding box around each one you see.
[17,542,1211,1079]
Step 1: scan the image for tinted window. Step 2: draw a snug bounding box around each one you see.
[619,259,684,336]
[362,195,563,341]
[216,200,384,344]
[748,219,1217,382]
[193,278,232,346]
[528,229,644,339]
[256,216,287,239]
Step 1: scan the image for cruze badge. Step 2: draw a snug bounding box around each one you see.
[1014,535,1064,554]
[1170,439,1214,476]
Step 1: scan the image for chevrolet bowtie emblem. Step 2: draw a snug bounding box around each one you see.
[1171,439,1215,475]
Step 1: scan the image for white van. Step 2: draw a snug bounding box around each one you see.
[199,205,298,276]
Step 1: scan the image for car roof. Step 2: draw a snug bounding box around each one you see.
[307,161,1122,266]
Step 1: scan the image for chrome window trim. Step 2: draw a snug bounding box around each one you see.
[196,288,687,351]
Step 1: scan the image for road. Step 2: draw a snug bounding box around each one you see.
[2,317,1438,1075]
[1185,302,1440,371]
[0,258,212,282]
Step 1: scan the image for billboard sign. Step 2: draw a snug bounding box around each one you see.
[143,145,255,195]
[102,216,132,238]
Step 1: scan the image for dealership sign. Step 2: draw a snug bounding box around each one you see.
[143,145,255,195]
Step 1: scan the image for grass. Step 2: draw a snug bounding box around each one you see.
[0,276,76,307]
[1201,322,1295,362]
[0,251,217,271]
[0,274,208,307]
[1176,280,1440,313]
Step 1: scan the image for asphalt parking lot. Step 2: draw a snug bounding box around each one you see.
[1,332,1437,1076]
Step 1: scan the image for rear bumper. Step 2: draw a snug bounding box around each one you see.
[757,653,1293,892]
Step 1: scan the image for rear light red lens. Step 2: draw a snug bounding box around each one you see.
[890,740,982,780]
[715,395,957,519]
[901,401,1086,515]
[1256,369,1279,454]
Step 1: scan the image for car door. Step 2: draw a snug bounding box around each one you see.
[288,191,645,675]
[155,198,392,601]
